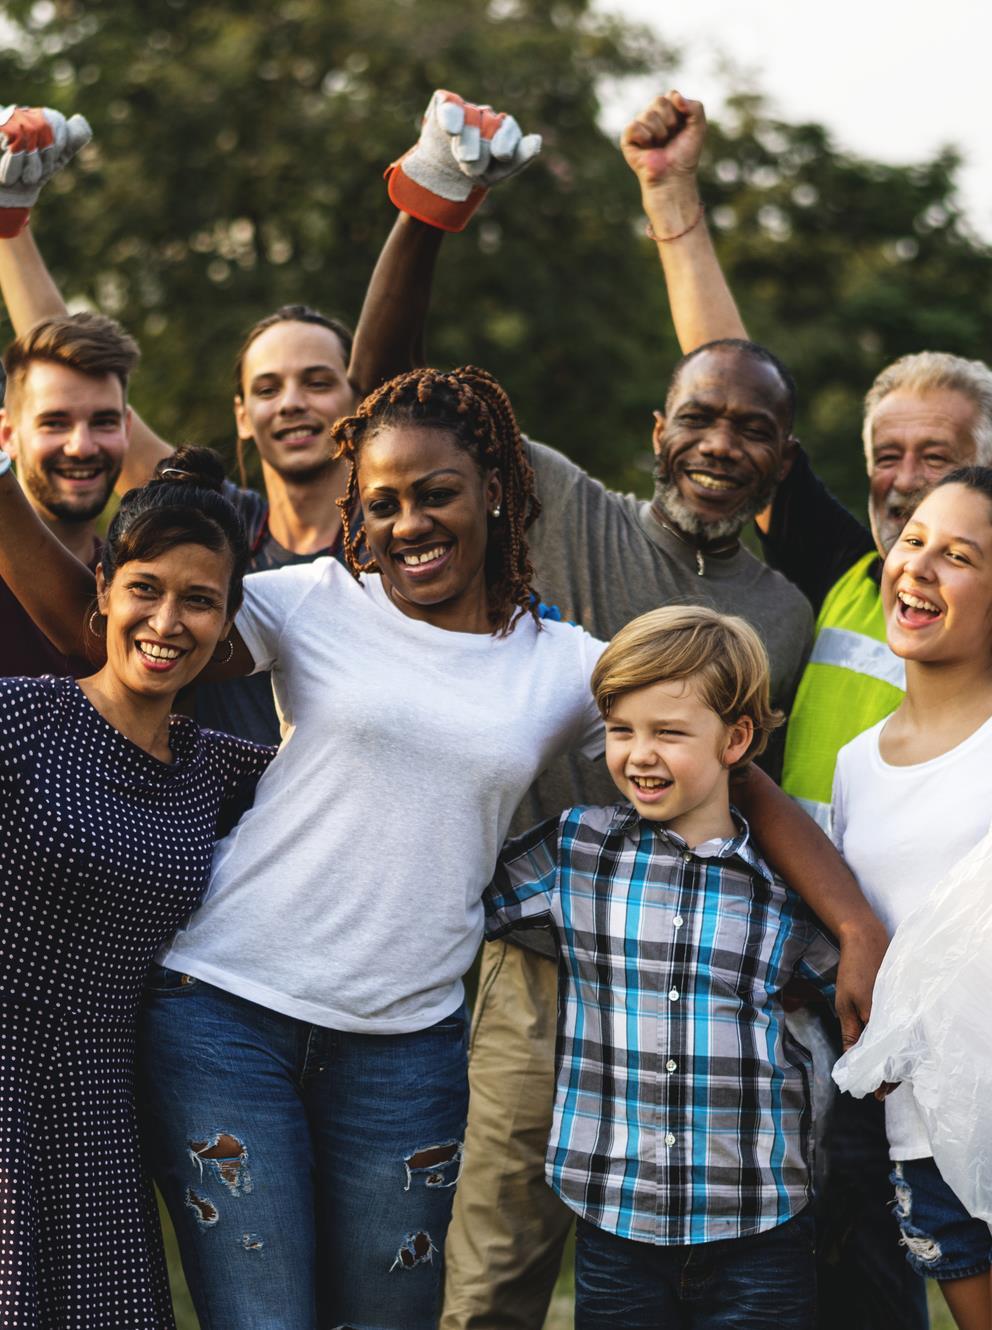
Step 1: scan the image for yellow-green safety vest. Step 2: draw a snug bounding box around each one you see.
[781,550,905,829]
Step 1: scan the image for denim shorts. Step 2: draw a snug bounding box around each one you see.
[890,1158,992,1281]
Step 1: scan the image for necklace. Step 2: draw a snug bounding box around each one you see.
[651,510,739,577]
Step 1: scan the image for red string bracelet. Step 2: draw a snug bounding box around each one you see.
[645,203,705,243]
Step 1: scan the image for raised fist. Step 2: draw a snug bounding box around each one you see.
[621,91,705,192]
[0,106,92,237]
[386,90,542,232]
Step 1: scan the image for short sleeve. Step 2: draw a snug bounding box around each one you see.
[0,677,58,769]
[575,629,606,760]
[829,756,848,855]
[202,728,277,838]
[235,561,331,674]
[523,437,637,577]
[484,814,563,939]
[796,919,840,997]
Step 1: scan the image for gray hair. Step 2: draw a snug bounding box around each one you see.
[862,351,992,469]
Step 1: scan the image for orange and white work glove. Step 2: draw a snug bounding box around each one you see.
[0,105,92,238]
[386,90,541,232]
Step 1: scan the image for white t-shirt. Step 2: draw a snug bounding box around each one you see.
[160,559,605,1034]
[832,712,992,1158]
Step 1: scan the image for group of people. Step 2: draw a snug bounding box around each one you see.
[0,85,989,1330]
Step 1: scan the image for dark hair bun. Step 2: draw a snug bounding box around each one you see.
[152,445,226,494]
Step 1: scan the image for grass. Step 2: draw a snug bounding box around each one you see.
[162,1202,956,1330]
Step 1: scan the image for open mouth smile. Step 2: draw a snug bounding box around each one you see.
[682,469,743,494]
[629,774,674,801]
[896,589,943,627]
[135,639,188,672]
[393,544,454,577]
[273,423,323,444]
[50,463,106,483]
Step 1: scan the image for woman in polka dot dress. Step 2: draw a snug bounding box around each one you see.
[0,448,274,1328]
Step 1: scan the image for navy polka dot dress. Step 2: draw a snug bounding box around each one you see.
[0,675,274,1328]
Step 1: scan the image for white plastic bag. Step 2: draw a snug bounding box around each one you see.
[833,822,992,1225]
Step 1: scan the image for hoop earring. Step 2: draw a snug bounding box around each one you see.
[212,637,234,664]
[88,609,106,638]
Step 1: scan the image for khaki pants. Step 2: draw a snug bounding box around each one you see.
[442,940,572,1330]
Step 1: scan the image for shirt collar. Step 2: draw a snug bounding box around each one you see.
[608,802,775,885]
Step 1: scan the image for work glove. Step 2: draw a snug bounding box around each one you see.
[386,89,541,232]
[0,105,92,238]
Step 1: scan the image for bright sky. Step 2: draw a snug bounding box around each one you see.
[603,0,992,239]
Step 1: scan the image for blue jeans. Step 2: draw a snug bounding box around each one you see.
[137,965,469,1330]
[817,1089,929,1329]
[574,1208,816,1329]
[891,1158,992,1282]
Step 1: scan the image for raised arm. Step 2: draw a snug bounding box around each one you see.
[348,90,541,400]
[734,763,889,1049]
[0,448,253,681]
[347,214,444,399]
[621,91,746,354]
[0,459,98,660]
[0,107,175,491]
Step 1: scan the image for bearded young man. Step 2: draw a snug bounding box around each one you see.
[0,313,137,677]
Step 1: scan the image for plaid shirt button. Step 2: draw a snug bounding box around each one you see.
[666,1059,677,1072]
[668,987,680,1001]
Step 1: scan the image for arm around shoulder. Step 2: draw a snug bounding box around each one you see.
[734,763,888,1049]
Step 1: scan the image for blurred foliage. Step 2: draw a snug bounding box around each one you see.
[2,1,992,520]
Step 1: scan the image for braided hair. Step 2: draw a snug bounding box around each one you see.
[333,366,541,636]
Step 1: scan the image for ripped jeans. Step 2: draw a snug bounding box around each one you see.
[137,965,469,1330]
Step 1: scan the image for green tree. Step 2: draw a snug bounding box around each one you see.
[0,0,668,491]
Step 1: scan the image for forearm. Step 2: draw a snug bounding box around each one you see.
[0,227,68,331]
[347,213,444,399]
[643,180,746,353]
[0,470,98,659]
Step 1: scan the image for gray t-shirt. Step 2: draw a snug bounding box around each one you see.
[514,439,814,955]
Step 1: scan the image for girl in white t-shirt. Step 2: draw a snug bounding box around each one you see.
[832,469,992,1330]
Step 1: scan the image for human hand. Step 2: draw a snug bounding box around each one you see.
[386,89,542,232]
[0,106,91,238]
[621,90,705,195]
[835,914,889,1051]
[873,1081,900,1101]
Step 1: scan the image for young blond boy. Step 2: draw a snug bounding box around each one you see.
[484,606,837,1329]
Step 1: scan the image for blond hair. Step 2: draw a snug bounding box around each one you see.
[3,312,140,415]
[862,351,992,470]
[591,605,783,764]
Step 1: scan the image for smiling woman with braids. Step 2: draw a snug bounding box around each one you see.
[0,364,605,1330]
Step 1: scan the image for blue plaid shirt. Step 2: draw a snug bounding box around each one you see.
[484,803,838,1245]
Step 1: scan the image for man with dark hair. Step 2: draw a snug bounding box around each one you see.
[0,311,137,676]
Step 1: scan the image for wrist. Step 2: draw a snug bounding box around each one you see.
[642,180,702,232]
[836,911,887,945]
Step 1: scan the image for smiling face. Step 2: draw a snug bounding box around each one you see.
[883,481,992,667]
[867,388,979,555]
[1,361,130,522]
[97,543,234,700]
[234,321,356,482]
[357,424,501,631]
[604,676,752,846]
[653,348,792,540]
